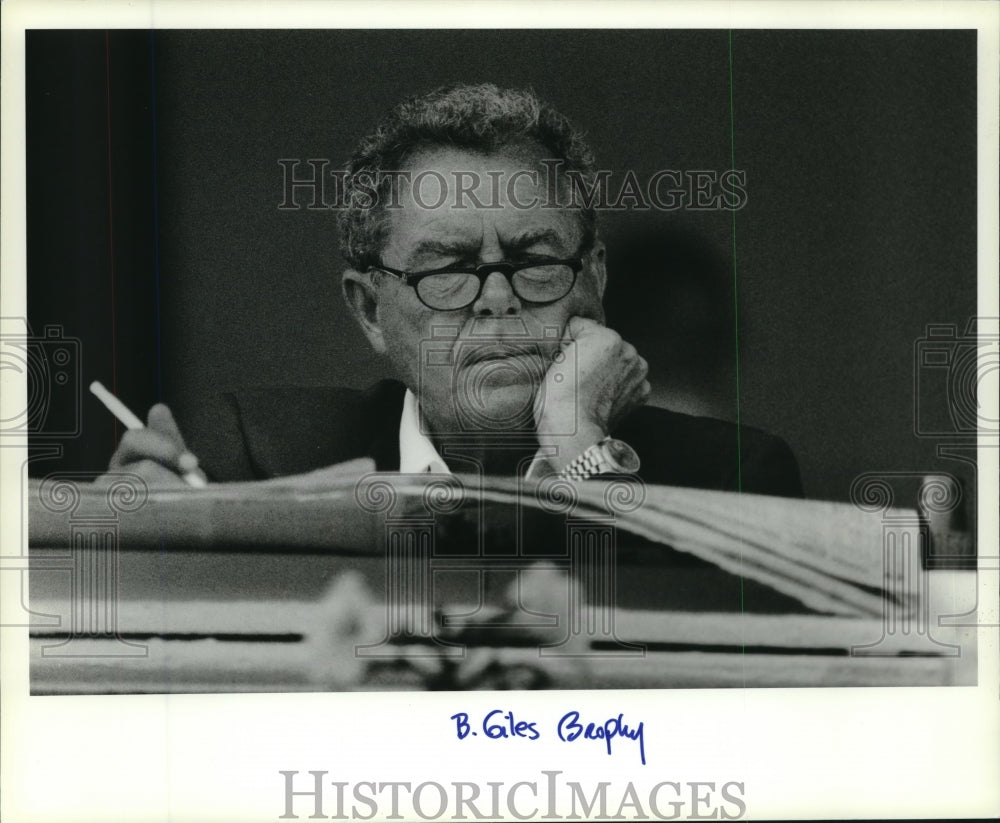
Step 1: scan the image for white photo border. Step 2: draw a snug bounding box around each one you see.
[2,1,998,821]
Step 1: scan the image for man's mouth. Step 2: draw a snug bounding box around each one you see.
[460,342,540,366]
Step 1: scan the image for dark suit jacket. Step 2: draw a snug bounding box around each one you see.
[188,379,804,497]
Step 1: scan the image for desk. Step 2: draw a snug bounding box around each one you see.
[25,474,977,692]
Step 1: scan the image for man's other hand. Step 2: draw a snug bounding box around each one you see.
[105,403,207,487]
[534,316,650,470]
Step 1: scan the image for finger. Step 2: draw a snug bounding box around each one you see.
[147,403,186,449]
[100,458,189,488]
[607,378,652,433]
[624,373,651,401]
[620,341,639,363]
[130,459,191,487]
[149,403,201,470]
[634,355,649,380]
[563,315,601,342]
[615,355,647,389]
[633,374,651,401]
[110,429,186,471]
[621,379,652,415]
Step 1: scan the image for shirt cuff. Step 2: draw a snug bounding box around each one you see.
[524,449,557,481]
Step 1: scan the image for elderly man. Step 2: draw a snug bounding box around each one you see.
[109,83,802,496]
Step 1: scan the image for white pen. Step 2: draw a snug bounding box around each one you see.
[89,380,207,488]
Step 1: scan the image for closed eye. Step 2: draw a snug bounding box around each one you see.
[503,228,569,257]
[407,239,479,270]
[420,273,471,295]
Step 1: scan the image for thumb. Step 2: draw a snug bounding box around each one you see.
[146,403,192,456]
[563,315,599,344]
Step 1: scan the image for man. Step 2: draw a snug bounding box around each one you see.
[109,83,802,497]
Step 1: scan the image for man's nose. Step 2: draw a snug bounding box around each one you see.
[472,270,520,316]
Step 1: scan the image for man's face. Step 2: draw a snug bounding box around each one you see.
[350,145,606,436]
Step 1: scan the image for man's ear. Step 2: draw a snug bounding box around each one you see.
[590,238,608,300]
[342,269,387,354]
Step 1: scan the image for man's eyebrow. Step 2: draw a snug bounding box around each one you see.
[504,228,568,251]
[408,239,475,259]
[403,229,572,264]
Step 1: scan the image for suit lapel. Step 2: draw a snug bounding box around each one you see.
[361,380,405,471]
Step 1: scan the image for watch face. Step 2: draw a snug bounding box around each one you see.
[604,439,641,473]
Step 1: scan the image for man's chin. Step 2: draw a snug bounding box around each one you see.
[466,353,543,383]
[453,362,539,431]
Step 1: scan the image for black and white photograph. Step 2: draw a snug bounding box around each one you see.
[2,1,998,821]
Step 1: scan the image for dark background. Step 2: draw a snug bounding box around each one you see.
[26,29,977,502]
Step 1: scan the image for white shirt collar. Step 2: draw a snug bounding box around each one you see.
[398,389,450,474]
[398,389,552,478]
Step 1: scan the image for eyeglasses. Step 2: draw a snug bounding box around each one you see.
[370,256,583,311]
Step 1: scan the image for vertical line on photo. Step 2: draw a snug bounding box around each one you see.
[150,31,163,403]
[150,31,173,676]
[728,29,748,675]
[104,31,119,444]
[727,31,745,496]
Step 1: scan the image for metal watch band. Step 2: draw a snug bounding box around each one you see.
[559,443,606,481]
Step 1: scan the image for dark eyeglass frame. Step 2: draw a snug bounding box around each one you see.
[370,256,584,310]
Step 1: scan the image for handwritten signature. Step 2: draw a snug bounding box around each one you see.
[450,710,646,765]
[557,710,646,765]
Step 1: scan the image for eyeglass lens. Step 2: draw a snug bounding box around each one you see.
[416,264,575,310]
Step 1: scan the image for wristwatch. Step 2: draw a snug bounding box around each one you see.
[557,437,641,481]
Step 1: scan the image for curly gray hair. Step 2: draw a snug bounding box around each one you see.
[337,83,599,272]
